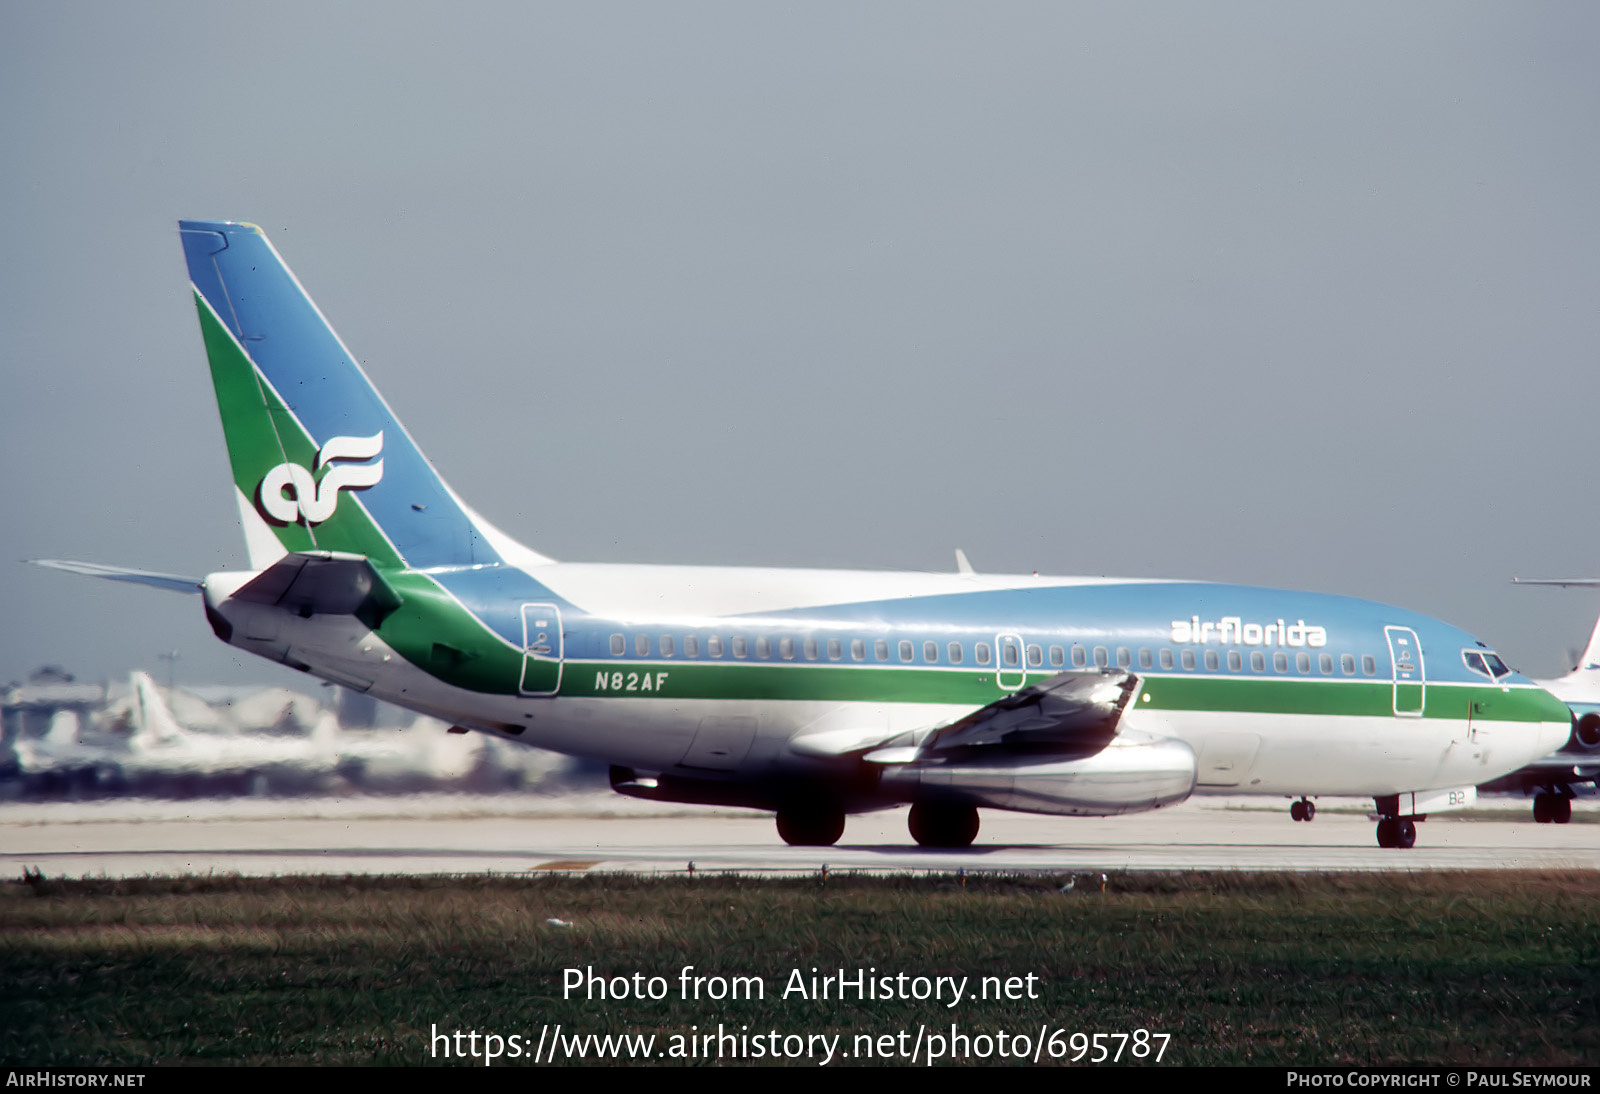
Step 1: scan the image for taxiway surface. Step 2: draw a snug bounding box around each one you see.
[3,794,1595,877]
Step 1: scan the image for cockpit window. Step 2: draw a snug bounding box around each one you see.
[1484,652,1511,679]
[1462,650,1492,679]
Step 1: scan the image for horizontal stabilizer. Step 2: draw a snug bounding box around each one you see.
[233,551,403,624]
[29,559,201,594]
[1511,578,1600,587]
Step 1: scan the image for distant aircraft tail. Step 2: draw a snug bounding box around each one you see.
[178,220,549,572]
[128,671,187,751]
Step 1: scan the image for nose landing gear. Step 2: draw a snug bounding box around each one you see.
[1375,815,1418,849]
[1289,798,1316,822]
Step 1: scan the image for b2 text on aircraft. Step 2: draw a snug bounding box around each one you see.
[35,220,1574,849]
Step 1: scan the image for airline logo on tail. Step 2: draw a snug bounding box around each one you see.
[257,432,384,525]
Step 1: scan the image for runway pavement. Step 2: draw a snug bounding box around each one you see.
[3,793,1596,877]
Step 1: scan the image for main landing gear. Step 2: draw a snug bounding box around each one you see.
[1289,798,1316,822]
[908,802,980,849]
[1375,815,1417,849]
[775,802,846,846]
[1532,791,1573,825]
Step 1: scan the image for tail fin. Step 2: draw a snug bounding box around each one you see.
[179,220,544,572]
[128,671,187,750]
[1577,615,1600,674]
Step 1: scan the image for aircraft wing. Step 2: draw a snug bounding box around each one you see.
[889,669,1141,761]
[29,559,202,594]
[1511,578,1600,587]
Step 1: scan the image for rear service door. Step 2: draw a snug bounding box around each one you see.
[520,603,564,696]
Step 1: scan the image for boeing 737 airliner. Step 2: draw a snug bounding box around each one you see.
[36,220,1574,849]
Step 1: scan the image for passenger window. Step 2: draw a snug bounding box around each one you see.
[803,638,818,661]
[1071,646,1087,668]
[1226,651,1241,671]
[1116,647,1131,668]
[1159,649,1174,670]
[1273,651,1288,672]
[1049,646,1065,667]
[1180,650,1196,670]
[708,636,723,658]
[1139,648,1154,670]
[660,635,674,658]
[610,634,625,656]
[1251,651,1265,672]
[1318,653,1332,674]
[635,634,650,657]
[1204,650,1219,670]
[899,640,914,663]
[1003,644,1020,667]
[756,637,772,659]
[1340,653,1355,675]
[1296,652,1310,673]
[1027,644,1043,667]
[1362,655,1377,676]
[851,638,865,661]
[924,640,938,663]
[948,641,964,664]
[875,639,890,662]
[779,637,795,660]
[827,638,842,661]
[732,636,747,659]
[1094,646,1110,667]
[977,643,992,665]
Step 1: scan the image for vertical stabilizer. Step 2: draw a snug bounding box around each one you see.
[178,220,548,572]
[128,672,186,751]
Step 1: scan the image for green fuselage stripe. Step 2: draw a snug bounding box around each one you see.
[559,660,1552,722]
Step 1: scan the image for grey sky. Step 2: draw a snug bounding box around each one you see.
[4,3,1599,691]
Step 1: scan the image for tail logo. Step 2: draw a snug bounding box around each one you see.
[257,432,384,525]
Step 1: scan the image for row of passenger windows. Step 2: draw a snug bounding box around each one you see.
[605,633,1382,676]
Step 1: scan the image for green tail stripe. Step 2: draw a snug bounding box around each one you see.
[195,291,402,568]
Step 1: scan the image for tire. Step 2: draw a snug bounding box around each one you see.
[1395,818,1417,849]
[1376,818,1397,848]
[1533,793,1553,824]
[908,802,980,848]
[776,804,845,847]
[1553,796,1573,825]
[1290,800,1305,822]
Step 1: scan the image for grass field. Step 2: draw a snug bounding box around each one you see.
[3,871,1597,1066]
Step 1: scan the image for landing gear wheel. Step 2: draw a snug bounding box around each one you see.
[1291,800,1305,822]
[1533,793,1554,824]
[1553,796,1573,825]
[1302,800,1315,822]
[908,803,980,848]
[1395,818,1417,849]
[776,803,845,847]
[1376,818,1397,848]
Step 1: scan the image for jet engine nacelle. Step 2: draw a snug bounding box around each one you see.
[1571,712,1600,752]
[879,731,1197,816]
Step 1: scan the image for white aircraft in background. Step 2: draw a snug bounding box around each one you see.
[31,220,1574,849]
[1481,580,1600,822]
[10,672,337,795]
